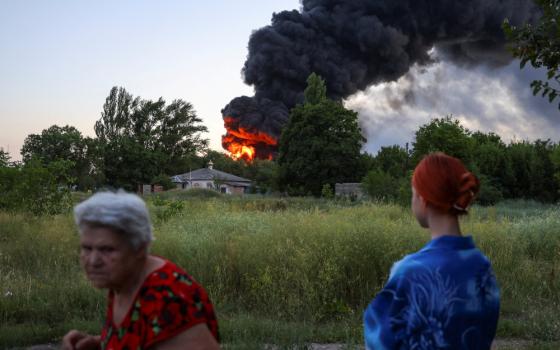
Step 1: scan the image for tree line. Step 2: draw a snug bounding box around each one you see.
[361,116,560,205]
[1,76,559,216]
[2,2,559,214]
[272,74,560,204]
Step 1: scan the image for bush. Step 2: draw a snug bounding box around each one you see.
[362,169,398,201]
[0,159,72,215]
[321,184,334,199]
[155,188,223,200]
[151,174,176,191]
[477,174,504,205]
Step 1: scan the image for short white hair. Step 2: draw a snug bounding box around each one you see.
[74,190,153,249]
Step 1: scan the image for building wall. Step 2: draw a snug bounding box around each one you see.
[173,180,249,195]
[335,183,365,199]
[230,186,245,195]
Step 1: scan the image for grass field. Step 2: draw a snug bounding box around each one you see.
[0,193,559,349]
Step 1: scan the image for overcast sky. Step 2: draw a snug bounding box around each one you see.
[1,0,558,161]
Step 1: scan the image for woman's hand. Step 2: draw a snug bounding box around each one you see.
[61,330,101,350]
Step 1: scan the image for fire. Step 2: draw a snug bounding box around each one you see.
[228,143,256,161]
[222,116,278,161]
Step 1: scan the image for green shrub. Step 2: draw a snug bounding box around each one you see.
[321,184,334,199]
[151,174,176,191]
[0,159,72,215]
[477,174,504,205]
[362,169,398,201]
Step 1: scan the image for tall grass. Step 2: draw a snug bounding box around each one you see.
[0,198,559,347]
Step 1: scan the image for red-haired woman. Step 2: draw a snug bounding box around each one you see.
[364,152,500,349]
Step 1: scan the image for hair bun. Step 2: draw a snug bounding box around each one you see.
[454,172,480,211]
[413,152,480,215]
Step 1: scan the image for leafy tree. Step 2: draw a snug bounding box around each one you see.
[243,159,279,193]
[20,125,93,188]
[94,87,209,189]
[0,158,72,215]
[412,116,474,166]
[550,143,560,192]
[530,139,558,201]
[304,72,328,105]
[470,131,512,198]
[503,0,560,108]
[277,74,366,196]
[362,169,399,201]
[358,152,377,175]
[476,174,504,205]
[0,149,10,167]
[21,125,84,163]
[505,140,558,201]
[374,145,411,178]
[151,174,176,191]
[202,150,245,177]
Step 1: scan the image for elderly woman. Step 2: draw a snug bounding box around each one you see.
[364,153,500,349]
[62,191,219,350]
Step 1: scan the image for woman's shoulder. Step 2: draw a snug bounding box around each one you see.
[388,253,425,280]
[134,259,219,346]
[142,258,202,293]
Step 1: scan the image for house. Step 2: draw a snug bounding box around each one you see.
[171,161,252,195]
[335,183,366,200]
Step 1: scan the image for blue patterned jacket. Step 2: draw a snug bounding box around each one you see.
[364,235,500,350]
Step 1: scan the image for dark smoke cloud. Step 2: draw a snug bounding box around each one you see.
[223,0,541,152]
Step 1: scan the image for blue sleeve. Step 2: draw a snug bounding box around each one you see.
[363,272,408,350]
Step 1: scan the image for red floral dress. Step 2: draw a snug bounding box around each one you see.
[99,259,219,350]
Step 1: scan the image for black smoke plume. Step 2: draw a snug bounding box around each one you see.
[222,0,540,158]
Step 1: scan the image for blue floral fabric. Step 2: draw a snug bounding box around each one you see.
[364,235,500,350]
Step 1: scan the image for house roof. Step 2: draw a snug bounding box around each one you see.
[172,167,252,184]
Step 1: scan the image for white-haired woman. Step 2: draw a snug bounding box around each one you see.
[62,191,219,350]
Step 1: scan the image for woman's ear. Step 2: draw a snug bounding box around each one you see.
[418,193,428,209]
[134,243,150,258]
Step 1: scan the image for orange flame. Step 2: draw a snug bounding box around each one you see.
[222,116,278,161]
[228,143,256,161]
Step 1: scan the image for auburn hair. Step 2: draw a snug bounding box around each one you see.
[412,152,480,215]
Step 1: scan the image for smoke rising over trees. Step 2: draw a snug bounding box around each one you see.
[223,0,541,154]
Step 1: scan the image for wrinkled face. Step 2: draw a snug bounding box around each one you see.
[411,186,429,228]
[79,225,144,290]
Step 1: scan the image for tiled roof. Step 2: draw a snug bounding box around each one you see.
[172,168,251,183]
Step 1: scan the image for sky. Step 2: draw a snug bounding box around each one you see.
[1,0,558,161]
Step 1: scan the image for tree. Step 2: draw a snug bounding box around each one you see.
[503,0,560,108]
[412,116,474,166]
[0,149,10,167]
[277,74,366,196]
[470,131,512,198]
[151,174,176,191]
[550,143,560,192]
[374,145,411,179]
[21,125,85,163]
[20,125,94,189]
[362,169,399,201]
[504,140,558,202]
[202,150,245,177]
[304,72,328,105]
[242,159,279,193]
[94,87,209,189]
[0,158,73,215]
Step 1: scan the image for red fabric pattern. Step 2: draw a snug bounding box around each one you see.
[99,259,219,350]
